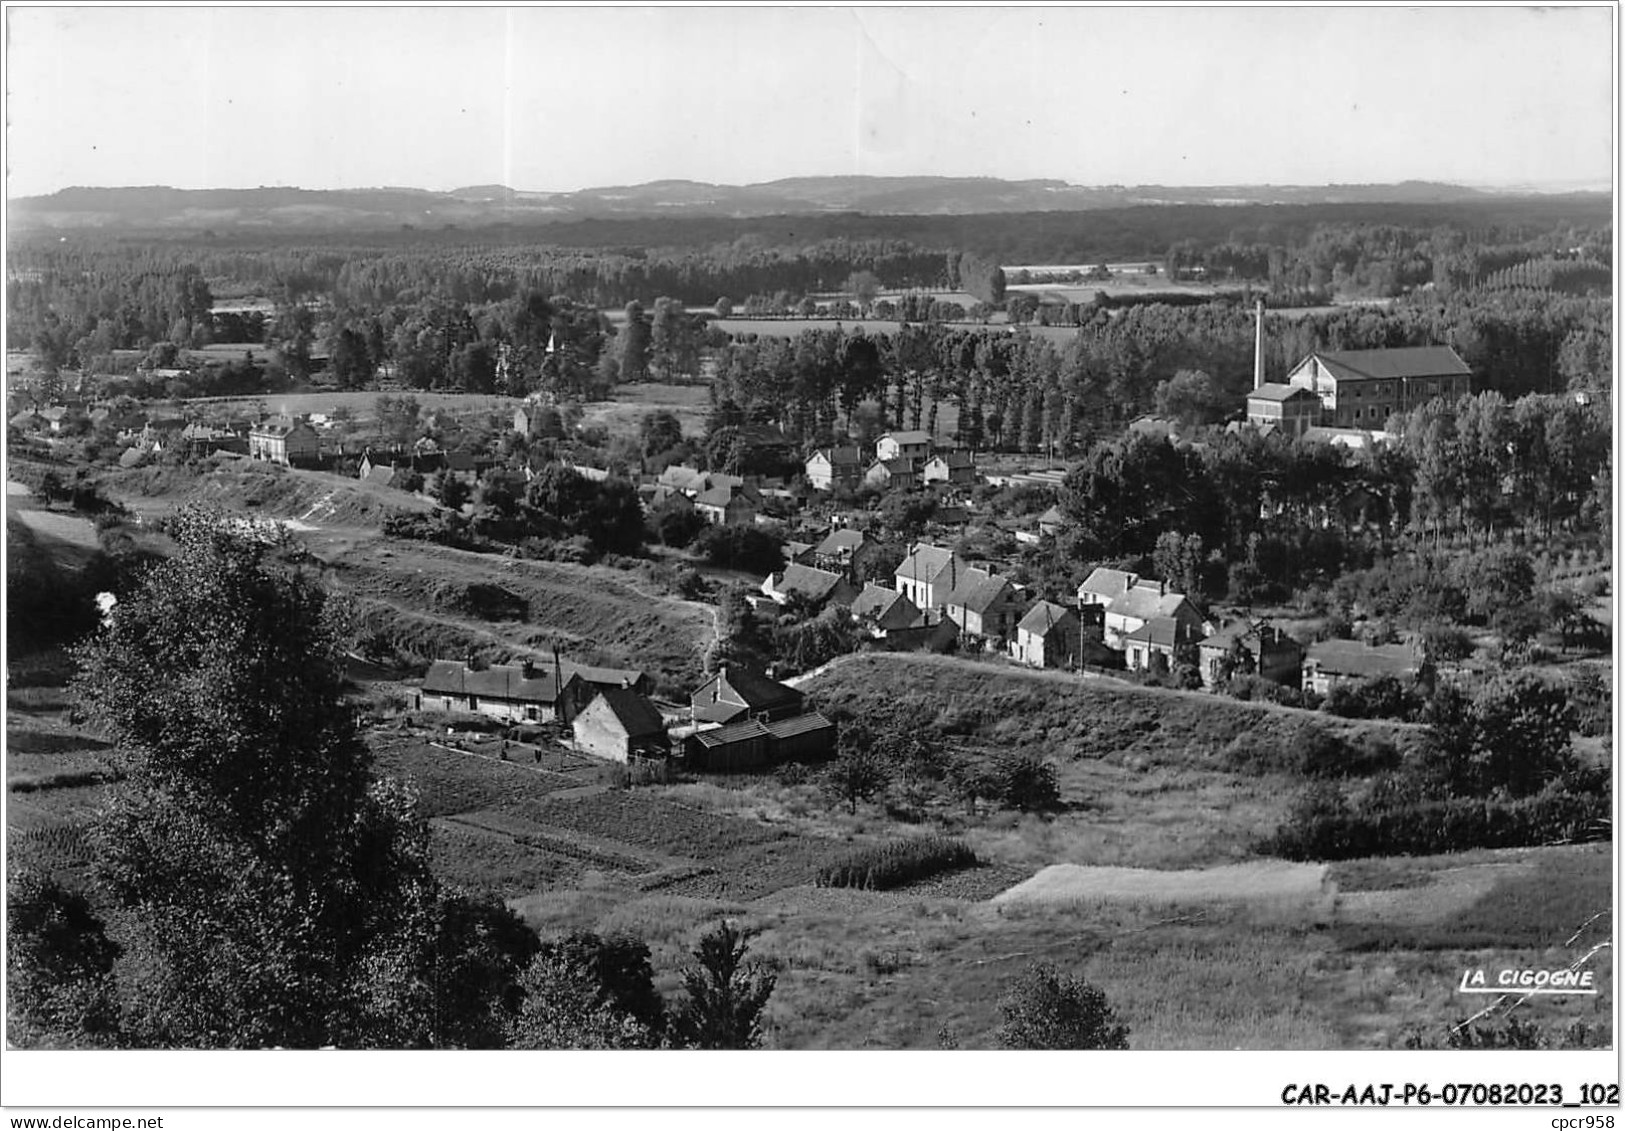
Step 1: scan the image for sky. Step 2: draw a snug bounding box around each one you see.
[3,4,1616,198]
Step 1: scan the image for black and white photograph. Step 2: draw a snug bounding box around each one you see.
[2,1,1617,1121]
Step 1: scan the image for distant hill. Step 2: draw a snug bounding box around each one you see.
[7,175,1551,233]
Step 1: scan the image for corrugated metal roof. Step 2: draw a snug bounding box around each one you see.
[764,712,835,740]
[692,719,771,747]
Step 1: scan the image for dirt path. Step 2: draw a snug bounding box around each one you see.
[992,860,1331,908]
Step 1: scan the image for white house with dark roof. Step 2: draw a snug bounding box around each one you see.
[694,483,760,526]
[1246,383,1321,438]
[894,543,968,611]
[922,451,976,486]
[810,527,883,578]
[876,430,932,463]
[805,446,863,491]
[1123,615,1204,673]
[571,686,669,762]
[249,416,320,465]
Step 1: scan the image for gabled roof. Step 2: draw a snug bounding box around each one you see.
[1079,567,1138,602]
[1248,382,1318,403]
[881,430,931,445]
[363,465,397,487]
[1038,506,1066,526]
[691,667,803,721]
[1122,616,1193,649]
[1199,620,1302,654]
[1309,346,1471,382]
[1109,583,1195,625]
[1018,600,1078,637]
[764,712,835,740]
[808,446,861,466]
[250,416,309,438]
[582,686,666,739]
[943,567,1015,614]
[1304,639,1418,679]
[421,660,578,704]
[925,451,975,470]
[895,543,963,585]
[813,527,867,556]
[695,484,753,508]
[691,718,771,748]
[771,563,850,604]
[869,457,918,475]
[852,583,916,622]
[658,465,709,491]
[564,661,647,690]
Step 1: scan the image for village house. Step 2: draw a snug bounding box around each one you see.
[694,482,761,526]
[570,686,670,763]
[1077,567,1139,610]
[249,416,321,466]
[893,542,969,612]
[1010,601,1082,668]
[942,566,1024,645]
[809,527,884,579]
[417,658,585,724]
[876,430,932,464]
[805,446,863,492]
[656,464,713,496]
[1197,621,1305,689]
[864,457,921,491]
[760,563,860,611]
[1037,506,1067,538]
[1122,616,1204,674]
[1301,639,1421,697]
[921,451,977,487]
[639,482,696,514]
[850,584,925,636]
[689,665,805,726]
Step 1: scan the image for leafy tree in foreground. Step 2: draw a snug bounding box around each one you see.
[997,962,1130,1050]
[671,921,777,1049]
[66,507,531,1048]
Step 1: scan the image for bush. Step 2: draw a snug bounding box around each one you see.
[815,835,978,890]
[997,962,1130,1050]
[1263,782,1610,861]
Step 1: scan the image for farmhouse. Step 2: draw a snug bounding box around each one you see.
[417,659,584,724]
[571,686,669,763]
[805,446,863,491]
[761,563,859,610]
[1198,621,1305,689]
[894,542,969,611]
[249,416,320,466]
[689,666,805,725]
[1011,601,1082,668]
[876,430,932,464]
[1302,639,1421,696]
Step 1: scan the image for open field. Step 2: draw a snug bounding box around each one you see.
[576,382,712,439]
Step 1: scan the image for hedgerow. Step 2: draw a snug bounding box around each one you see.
[815,835,977,890]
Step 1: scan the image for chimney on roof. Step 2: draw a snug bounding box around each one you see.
[1253,299,1266,391]
[520,659,535,680]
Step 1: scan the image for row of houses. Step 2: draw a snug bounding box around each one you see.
[415,657,837,769]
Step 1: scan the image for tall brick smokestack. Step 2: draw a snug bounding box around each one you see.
[1254,299,1266,390]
